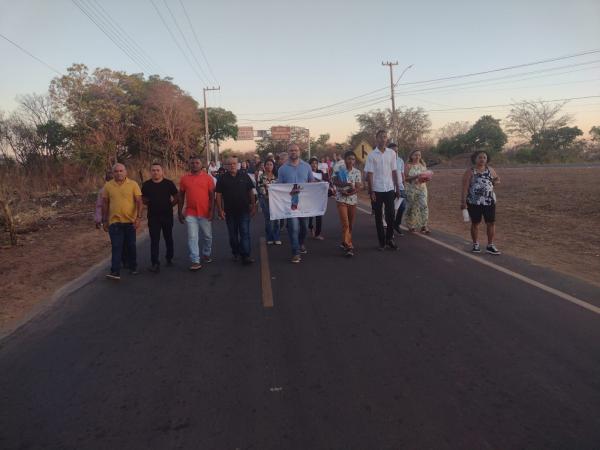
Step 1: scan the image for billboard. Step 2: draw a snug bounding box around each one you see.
[256,129,269,139]
[237,126,254,140]
[271,126,291,141]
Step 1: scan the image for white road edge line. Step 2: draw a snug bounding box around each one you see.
[356,204,600,315]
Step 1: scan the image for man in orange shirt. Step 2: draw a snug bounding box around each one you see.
[178,155,215,271]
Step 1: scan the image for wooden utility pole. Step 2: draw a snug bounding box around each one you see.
[382,61,398,143]
[203,86,220,166]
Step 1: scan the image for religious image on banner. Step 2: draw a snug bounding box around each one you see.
[268,182,329,220]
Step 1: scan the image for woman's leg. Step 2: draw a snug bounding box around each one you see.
[337,202,350,248]
[347,205,356,248]
[471,223,479,243]
[486,223,495,245]
[315,215,322,237]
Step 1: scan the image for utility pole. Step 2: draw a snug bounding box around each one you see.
[382,61,413,144]
[203,86,220,166]
[382,61,398,140]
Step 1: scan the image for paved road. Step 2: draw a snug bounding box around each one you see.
[1,200,599,449]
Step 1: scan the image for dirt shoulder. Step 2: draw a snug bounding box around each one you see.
[426,166,600,287]
[0,209,112,332]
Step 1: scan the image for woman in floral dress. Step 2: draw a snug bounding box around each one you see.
[404,150,430,233]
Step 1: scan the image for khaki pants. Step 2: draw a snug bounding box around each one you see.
[337,202,356,249]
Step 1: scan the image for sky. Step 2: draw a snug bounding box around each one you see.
[1,0,599,152]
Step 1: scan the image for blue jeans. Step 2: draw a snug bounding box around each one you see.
[225,213,251,257]
[259,196,280,242]
[185,216,213,264]
[286,217,307,256]
[108,222,137,274]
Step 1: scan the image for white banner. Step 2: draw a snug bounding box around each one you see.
[268,182,329,220]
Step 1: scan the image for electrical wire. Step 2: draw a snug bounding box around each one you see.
[162,0,210,82]
[178,0,218,85]
[0,33,62,75]
[148,0,208,84]
[72,0,152,72]
[89,0,164,74]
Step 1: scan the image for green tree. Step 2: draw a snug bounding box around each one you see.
[205,107,238,157]
[463,115,507,153]
[530,126,583,162]
[590,126,600,142]
[36,120,72,160]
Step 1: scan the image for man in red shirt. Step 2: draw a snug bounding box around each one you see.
[178,155,215,271]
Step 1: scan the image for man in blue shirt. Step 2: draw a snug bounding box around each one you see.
[276,143,314,263]
[389,143,406,236]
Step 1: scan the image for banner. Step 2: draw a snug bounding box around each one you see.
[268,182,329,220]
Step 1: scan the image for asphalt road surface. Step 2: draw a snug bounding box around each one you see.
[1,200,599,449]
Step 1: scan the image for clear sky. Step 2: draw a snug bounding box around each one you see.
[1,0,599,152]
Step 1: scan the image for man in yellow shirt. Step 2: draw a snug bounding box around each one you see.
[102,163,143,280]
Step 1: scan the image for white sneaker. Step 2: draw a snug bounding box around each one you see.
[471,243,481,253]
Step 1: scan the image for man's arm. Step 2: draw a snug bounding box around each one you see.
[177,191,186,223]
[134,195,143,229]
[102,197,110,232]
[208,190,215,221]
[215,192,225,219]
[367,172,375,202]
[249,188,257,217]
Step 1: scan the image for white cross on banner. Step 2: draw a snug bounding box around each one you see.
[268,182,329,220]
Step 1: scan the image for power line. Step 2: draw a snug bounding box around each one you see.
[424,95,600,113]
[149,0,208,84]
[0,33,62,75]
[82,0,154,71]
[72,0,152,73]
[396,48,600,87]
[89,0,164,74]
[238,50,600,118]
[237,86,389,118]
[178,0,218,85]
[162,0,210,82]
[395,59,600,97]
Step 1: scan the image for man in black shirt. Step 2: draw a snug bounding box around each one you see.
[215,156,257,264]
[141,162,178,272]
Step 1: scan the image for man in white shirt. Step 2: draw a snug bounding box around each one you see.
[364,130,400,250]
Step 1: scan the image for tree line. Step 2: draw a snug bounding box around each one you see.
[0,63,238,174]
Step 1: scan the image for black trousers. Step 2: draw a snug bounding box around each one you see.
[148,215,174,265]
[373,190,395,245]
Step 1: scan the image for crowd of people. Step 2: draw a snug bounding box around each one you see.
[95,129,501,280]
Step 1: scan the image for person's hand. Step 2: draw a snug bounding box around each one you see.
[178,212,185,224]
[460,202,467,210]
[207,209,213,222]
[134,218,141,230]
[395,190,400,199]
[102,222,109,232]
[370,192,376,202]
[218,210,225,220]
